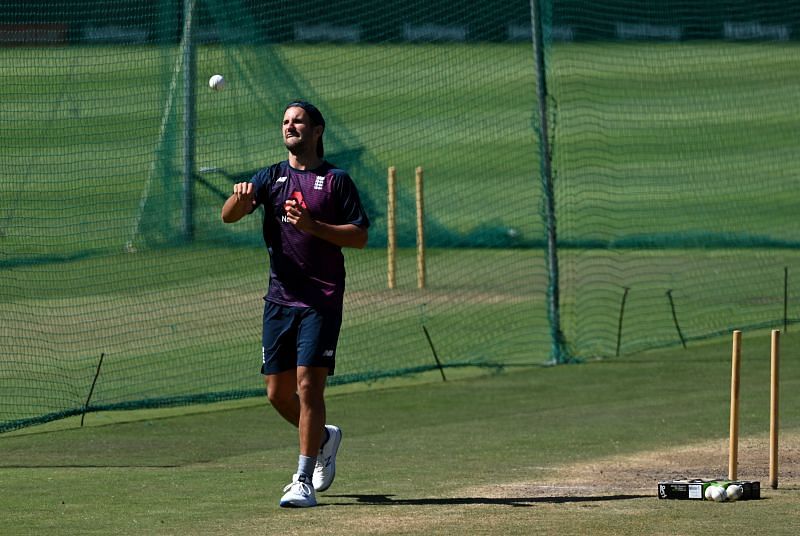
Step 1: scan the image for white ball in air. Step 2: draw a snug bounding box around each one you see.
[209,74,226,91]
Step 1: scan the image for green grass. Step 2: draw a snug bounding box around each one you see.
[0,245,549,428]
[3,243,795,431]
[0,43,541,256]
[8,42,798,256]
[3,41,800,447]
[2,331,798,535]
[549,42,800,242]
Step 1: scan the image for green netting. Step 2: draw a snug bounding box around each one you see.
[543,2,800,358]
[2,0,800,432]
[1,0,544,432]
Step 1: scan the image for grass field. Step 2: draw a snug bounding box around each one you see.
[1,41,550,428]
[5,42,800,253]
[3,39,800,490]
[1,331,798,535]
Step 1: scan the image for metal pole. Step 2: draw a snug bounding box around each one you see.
[615,287,630,357]
[182,0,196,242]
[530,0,566,363]
[784,266,788,333]
[387,167,397,289]
[666,289,687,349]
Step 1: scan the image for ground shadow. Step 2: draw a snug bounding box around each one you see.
[325,493,651,508]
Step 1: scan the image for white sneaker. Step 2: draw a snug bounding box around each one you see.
[313,425,342,492]
[279,473,317,508]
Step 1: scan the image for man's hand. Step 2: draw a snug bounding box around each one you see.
[221,182,256,223]
[283,199,367,249]
[234,182,256,205]
[284,199,315,232]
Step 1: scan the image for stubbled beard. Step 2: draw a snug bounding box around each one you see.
[284,137,307,155]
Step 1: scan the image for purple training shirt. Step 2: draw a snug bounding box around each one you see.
[250,160,370,312]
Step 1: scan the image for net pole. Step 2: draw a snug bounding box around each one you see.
[387,167,397,289]
[530,0,565,363]
[784,267,788,333]
[182,0,196,242]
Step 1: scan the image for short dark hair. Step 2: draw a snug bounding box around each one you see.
[285,100,325,157]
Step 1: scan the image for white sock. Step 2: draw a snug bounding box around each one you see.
[298,454,316,478]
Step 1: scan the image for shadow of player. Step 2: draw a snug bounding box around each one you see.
[323,493,650,508]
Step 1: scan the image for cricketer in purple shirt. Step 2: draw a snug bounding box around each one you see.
[221,100,367,508]
[250,160,370,312]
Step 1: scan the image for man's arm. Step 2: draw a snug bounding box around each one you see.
[306,221,368,249]
[284,200,368,249]
[221,182,256,223]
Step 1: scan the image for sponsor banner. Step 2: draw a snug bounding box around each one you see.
[507,23,574,42]
[294,24,361,43]
[724,22,791,41]
[403,23,467,42]
[82,26,149,44]
[0,24,69,44]
[616,23,682,40]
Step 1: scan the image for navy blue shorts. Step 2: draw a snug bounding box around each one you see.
[261,301,342,376]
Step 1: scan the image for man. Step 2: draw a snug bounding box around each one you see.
[221,100,369,508]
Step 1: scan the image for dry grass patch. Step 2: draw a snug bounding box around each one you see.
[462,431,800,500]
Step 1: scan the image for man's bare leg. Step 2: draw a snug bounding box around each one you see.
[265,369,300,426]
[296,366,328,456]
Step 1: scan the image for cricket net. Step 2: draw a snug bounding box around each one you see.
[2,0,799,432]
